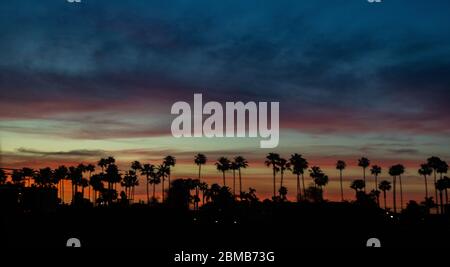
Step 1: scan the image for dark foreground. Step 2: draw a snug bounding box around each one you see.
[1,202,449,249]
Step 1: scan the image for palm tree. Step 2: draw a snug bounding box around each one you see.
[388,164,404,213]
[436,179,446,214]
[68,166,82,203]
[122,170,138,201]
[54,166,68,202]
[265,153,281,199]
[98,158,108,173]
[230,161,238,197]
[234,156,248,199]
[418,163,432,200]
[290,154,305,201]
[89,174,104,205]
[427,156,442,213]
[277,158,291,190]
[85,164,95,201]
[199,182,208,205]
[336,160,346,201]
[76,163,86,195]
[358,157,370,193]
[443,176,450,206]
[149,169,161,202]
[397,164,405,211]
[157,164,170,202]
[370,165,382,206]
[21,167,34,187]
[11,169,25,186]
[437,161,448,207]
[350,179,365,198]
[309,166,329,200]
[163,156,176,194]
[378,180,392,210]
[131,161,142,201]
[141,163,155,204]
[215,157,231,186]
[194,153,207,208]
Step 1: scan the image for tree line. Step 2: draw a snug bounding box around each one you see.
[0,154,448,214]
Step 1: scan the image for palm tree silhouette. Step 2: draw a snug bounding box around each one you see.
[157,164,170,202]
[370,165,382,206]
[389,164,404,213]
[350,179,365,198]
[277,158,291,191]
[436,178,446,214]
[141,163,155,204]
[131,161,142,201]
[230,161,238,197]
[163,156,176,194]
[198,182,208,205]
[265,153,280,199]
[358,157,370,193]
[89,174,104,205]
[21,167,34,187]
[54,166,68,202]
[12,169,25,186]
[418,163,432,200]
[309,166,329,199]
[122,170,138,201]
[68,166,82,203]
[443,176,450,206]
[397,164,405,211]
[378,180,392,210]
[149,168,161,202]
[194,154,207,208]
[234,156,248,199]
[85,164,95,202]
[336,160,346,201]
[437,161,448,208]
[216,157,231,186]
[76,163,86,196]
[427,156,442,213]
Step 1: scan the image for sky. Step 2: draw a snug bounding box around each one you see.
[1,0,450,204]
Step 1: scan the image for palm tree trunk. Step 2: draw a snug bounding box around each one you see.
[232,169,236,197]
[434,171,439,214]
[393,176,397,213]
[363,168,366,193]
[383,191,387,210]
[399,175,403,211]
[302,173,306,198]
[162,177,165,203]
[339,170,344,202]
[168,173,171,199]
[222,172,226,187]
[375,175,379,206]
[153,183,156,201]
[440,191,444,214]
[424,175,428,199]
[297,174,300,202]
[238,168,242,200]
[272,166,276,199]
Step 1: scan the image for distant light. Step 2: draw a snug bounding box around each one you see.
[215,220,219,223]
[390,215,394,219]
[234,220,238,224]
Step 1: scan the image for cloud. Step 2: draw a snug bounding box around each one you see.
[16,148,106,157]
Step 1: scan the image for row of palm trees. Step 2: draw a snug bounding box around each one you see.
[0,154,448,213]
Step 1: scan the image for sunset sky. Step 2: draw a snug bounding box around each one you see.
[1,0,450,204]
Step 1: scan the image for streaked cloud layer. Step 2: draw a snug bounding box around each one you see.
[1,0,450,200]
